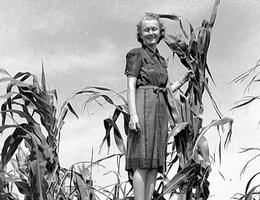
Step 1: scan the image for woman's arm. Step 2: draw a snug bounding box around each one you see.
[127,75,140,132]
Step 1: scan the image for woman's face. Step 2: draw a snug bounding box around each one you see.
[140,19,160,49]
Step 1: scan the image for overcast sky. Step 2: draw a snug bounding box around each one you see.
[1,0,260,199]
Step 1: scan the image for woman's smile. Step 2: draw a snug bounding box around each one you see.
[140,19,160,49]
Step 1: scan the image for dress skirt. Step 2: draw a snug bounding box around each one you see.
[125,86,169,174]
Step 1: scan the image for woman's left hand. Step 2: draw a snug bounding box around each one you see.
[181,70,194,83]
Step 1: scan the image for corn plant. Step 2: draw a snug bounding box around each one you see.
[71,86,129,156]
[232,149,260,200]
[230,59,260,200]
[0,66,138,200]
[153,0,233,199]
[55,153,131,200]
[71,86,136,199]
[0,66,98,200]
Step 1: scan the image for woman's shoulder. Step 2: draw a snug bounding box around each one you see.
[126,47,143,55]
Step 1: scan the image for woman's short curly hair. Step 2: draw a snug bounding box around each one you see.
[136,13,166,44]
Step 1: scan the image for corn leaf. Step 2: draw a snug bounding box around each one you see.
[203,78,222,118]
[101,118,112,154]
[0,77,30,87]
[169,122,189,138]
[1,130,24,169]
[243,184,260,200]
[240,147,260,153]
[231,95,260,110]
[158,13,194,34]
[16,146,27,166]
[164,35,185,55]
[240,154,260,176]
[0,109,36,124]
[158,13,180,21]
[41,61,47,94]
[192,117,233,157]
[179,19,189,40]
[1,103,7,126]
[0,91,17,99]
[100,108,126,155]
[78,86,127,105]
[13,71,31,80]
[162,163,199,195]
[113,125,126,155]
[67,102,79,119]
[15,181,32,196]
[230,59,260,90]
[245,172,260,195]
[0,124,18,134]
[205,63,216,86]
[0,68,11,77]
[208,0,220,29]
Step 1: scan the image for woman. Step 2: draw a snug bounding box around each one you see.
[125,13,190,200]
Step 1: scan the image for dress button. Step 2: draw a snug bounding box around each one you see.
[153,56,158,61]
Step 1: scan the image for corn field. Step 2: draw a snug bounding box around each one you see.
[0,0,259,200]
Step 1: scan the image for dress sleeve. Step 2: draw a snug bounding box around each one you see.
[124,49,142,77]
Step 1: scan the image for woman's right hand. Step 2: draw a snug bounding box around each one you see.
[127,76,140,133]
[129,114,140,132]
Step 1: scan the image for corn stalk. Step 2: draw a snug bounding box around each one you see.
[153,0,233,199]
[0,66,79,199]
[0,67,135,200]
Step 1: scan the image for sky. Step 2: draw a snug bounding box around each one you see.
[1,0,260,199]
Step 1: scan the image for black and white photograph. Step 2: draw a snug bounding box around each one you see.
[0,1,260,200]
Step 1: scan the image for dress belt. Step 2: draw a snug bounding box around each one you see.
[137,85,167,93]
[136,85,175,125]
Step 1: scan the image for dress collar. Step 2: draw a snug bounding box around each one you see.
[142,44,160,57]
[142,44,161,62]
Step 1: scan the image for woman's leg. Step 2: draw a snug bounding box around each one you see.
[133,168,147,200]
[145,169,157,200]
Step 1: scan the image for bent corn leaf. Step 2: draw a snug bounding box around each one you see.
[169,122,189,138]
[245,172,260,195]
[0,68,11,77]
[15,181,32,196]
[192,117,233,157]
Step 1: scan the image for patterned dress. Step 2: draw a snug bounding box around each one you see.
[125,45,169,174]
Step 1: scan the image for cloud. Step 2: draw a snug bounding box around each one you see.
[0,0,131,76]
[43,38,122,72]
[0,36,122,77]
[142,0,214,22]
